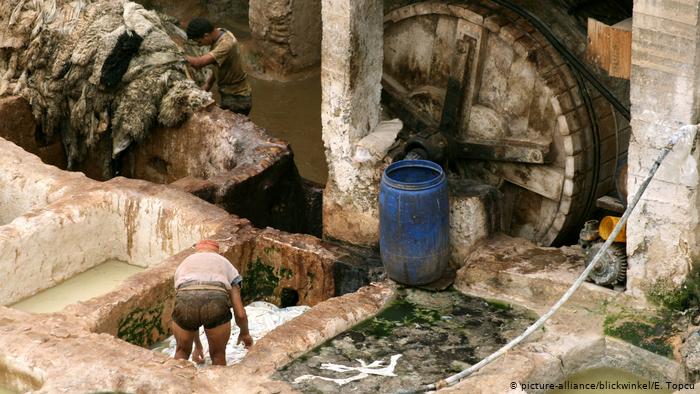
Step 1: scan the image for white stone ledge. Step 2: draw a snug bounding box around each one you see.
[633,12,700,37]
[352,119,402,165]
[634,0,700,27]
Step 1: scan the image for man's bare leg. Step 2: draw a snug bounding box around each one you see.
[204,321,231,365]
[172,320,197,361]
[192,329,205,364]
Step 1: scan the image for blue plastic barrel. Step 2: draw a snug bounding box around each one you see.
[379,159,449,285]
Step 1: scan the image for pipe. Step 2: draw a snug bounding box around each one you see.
[399,129,687,393]
[404,148,428,160]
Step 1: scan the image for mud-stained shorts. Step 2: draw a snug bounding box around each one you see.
[220,93,252,116]
[172,281,232,331]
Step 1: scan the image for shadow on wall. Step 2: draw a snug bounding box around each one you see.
[0,97,67,170]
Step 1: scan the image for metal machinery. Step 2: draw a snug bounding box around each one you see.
[578,219,627,287]
[382,0,631,246]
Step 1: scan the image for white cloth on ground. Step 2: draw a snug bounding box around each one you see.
[154,301,309,366]
[293,354,403,386]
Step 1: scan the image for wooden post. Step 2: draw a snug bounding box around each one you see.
[587,18,631,79]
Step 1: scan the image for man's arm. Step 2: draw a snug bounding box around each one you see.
[229,285,253,348]
[186,54,216,69]
[203,72,215,91]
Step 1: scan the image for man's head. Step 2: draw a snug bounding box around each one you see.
[186,17,216,45]
[195,239,220,253]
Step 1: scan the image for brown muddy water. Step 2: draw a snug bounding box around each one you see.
[11,260,144,313]
[138,1,250,40]
[275,288,537,393]
[249,74,327,184]
[135,2,327,183]
[547,368,673,394]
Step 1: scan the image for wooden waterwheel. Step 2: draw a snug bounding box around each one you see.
[382,0,630,246]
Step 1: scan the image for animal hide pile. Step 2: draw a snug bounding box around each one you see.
[0,0,213,170]
[100,30,143,89]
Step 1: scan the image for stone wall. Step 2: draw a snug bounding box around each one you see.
[0,137,81,225]
[249,0,321,76]
[137,0,248,30]
[321,0,385,246]
[128,107,316,235]
[0,97,65,169]
[626,0,700,298]
[0,95,318,237]
[0,139,225,305]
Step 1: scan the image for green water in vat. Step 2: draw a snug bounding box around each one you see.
[277,288,537,393]
[11,260,144,313]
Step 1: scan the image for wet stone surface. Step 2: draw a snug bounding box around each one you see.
[275,288,537,393]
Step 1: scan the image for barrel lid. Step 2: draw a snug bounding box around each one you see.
[382,160,446,190]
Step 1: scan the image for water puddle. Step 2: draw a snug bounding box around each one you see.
[153,301,309,365]
[249,75,327,184]
[275,288,537,393]
[11,260,144,313]
[547,367,673,394]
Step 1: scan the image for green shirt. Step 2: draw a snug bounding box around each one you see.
[209,29,251,96]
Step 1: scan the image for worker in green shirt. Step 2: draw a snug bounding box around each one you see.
[186,17,252,115]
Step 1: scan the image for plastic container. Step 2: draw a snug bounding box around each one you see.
[379,160,449,285]
[599,216,626,242]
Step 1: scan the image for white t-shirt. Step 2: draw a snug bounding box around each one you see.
[174,252,242,289]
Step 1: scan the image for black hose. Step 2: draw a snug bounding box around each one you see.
[572,69,601,239]
[490,0,631,121]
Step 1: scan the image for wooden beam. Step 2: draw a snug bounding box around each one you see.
[383,76,551,164]
[609,19,631,79]
[587,17,631,79]
[456,139,550,164]
[496,163,564,201]
[381,75,438,133]
[596,195,625,213]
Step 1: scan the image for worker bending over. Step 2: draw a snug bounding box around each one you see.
[171,239,253,365]
[185,17,252,115]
